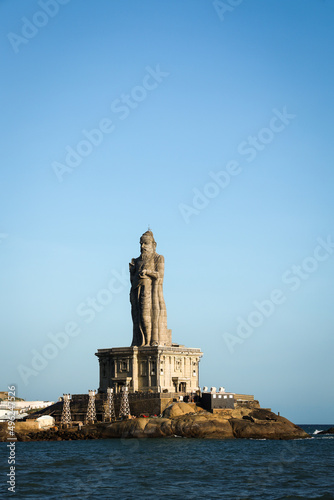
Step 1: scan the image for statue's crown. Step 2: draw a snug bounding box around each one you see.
[140,230,156,244]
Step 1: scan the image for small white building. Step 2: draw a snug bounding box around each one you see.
[36,415,55,429]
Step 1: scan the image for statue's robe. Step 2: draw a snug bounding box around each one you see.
[129,253,167,346]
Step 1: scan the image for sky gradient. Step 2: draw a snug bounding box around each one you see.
[1,0,334,424]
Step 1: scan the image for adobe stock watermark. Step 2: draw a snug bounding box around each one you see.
[213,0,244,22]
[7,0,71,54]
[6,385,17,494]
[236,439,300,500]
[0,232,8,243]
[69,440,152,498]
[52,64,169,182]
[17,268,128,385]
[178,106,296,224]
[223,235,334,353]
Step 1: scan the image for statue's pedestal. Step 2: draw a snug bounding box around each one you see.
[95,345,203,394]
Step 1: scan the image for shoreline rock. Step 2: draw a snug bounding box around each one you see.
[317,427,334,435]
[0,403,310,442]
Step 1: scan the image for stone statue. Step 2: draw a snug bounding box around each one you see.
[129,230,168,347]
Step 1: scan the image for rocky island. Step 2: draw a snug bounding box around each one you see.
[0,402,309,442]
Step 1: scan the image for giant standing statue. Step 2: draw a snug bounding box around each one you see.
[129,230,168,347]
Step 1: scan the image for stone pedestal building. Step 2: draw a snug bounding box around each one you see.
[96,344,202,394]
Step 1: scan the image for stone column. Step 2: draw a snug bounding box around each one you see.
[132,347,138,392]
[157,352,161,393]
[148,356,152,389]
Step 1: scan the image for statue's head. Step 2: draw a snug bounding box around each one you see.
[140,230,156,256]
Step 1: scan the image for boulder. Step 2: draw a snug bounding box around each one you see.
[101,418,173,439]
[229,409,309,440]
[170,412,234,439]
[162,402,200,418]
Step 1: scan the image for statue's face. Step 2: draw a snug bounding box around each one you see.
[140,238,154,255]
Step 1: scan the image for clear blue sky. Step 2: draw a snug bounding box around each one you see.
[1,0,333,424]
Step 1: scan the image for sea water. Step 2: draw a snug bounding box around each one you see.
[0,425,333,499]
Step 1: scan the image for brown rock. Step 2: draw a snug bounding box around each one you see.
[162,402,201,418]
[229,409,309,440]
[170,412,234,439]
[102,417,173,439]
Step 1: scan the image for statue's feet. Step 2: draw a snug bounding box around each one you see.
[150,341,158,346]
